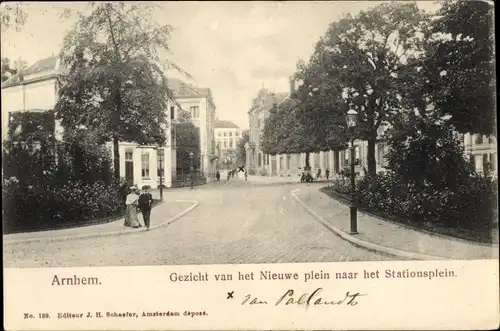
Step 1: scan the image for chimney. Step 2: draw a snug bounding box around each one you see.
[289,76,295,94]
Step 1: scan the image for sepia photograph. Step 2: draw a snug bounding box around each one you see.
[2,1,498,330]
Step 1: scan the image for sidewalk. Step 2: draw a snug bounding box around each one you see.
[3,200,196,245]
[246,174,332,185]
[294,187,498,260]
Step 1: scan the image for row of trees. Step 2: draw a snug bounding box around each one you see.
[261,1,494,176]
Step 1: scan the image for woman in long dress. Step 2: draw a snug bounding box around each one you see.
[124,187,141,228]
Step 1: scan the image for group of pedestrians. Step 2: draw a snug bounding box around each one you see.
[124,186,154,230]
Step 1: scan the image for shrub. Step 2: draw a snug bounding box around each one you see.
[3,179,122,233]
[355,113,498,236]
[331,178,352,194]
[355,171,497,235]
[2,125,122,233]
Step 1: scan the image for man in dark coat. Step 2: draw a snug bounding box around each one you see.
[138,186,154,230]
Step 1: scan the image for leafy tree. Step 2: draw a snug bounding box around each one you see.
[385,111,474,191]
[55,2,188,182]
[260,98,316,169]
[260,104,281,156]
[236,129,249,166]
[423,0,495,135]
[1,57,27,82]
[296,2,431,175]
[1,3,27,32]
[175,109,200,171]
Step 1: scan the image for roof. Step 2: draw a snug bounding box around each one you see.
[167,78,211,98]
[215,120,239,129]
[2,55,60,89]
[249,89,289,114]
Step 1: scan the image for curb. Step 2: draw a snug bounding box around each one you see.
[3,200,199,246]
[320,188,499,248]
[291,189,446,261]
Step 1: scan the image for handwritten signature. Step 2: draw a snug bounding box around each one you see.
[241,288,366,307]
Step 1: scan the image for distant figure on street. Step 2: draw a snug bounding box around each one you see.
[316,169,322,179]
[227,171,231,180]
[244,170,248,181]
[216,171,220,181]
[325,168,330,180]
[138,186,153,230]
[124,187,141,228]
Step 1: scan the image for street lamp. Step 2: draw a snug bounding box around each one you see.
[189,151,194,189]
[158,148,164,201]
[345,103,359,235]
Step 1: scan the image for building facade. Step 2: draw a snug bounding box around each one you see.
[166,78,217,181]
[246,78,391,178]
[462,133,497,176]
[1,55,176,189]
[215,119,243,167]
[246,88,288,175]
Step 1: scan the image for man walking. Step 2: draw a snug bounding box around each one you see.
[138,185,154,230]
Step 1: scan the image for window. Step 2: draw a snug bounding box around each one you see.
[475,134,484,144]
[489,153,496,171]
[229,132,232,137]
[229,140,233,148]
[482,153,488,172]
[223,132,227,137]
[378,144,386,167]
[125,152,133,161]
[223,140,227,148]
[236,132,239,137]
[170,106,175,120]
[190,106,199,118]
[141,153,150,178]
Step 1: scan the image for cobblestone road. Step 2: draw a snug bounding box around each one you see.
[3,180,395,268]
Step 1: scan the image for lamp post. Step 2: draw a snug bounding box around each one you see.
[345,104,359,235]
[157,148,164,201]
[189,151,194,189]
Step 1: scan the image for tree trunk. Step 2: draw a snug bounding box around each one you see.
[112,78,122,184]
[113,136,120,183]
[367,134,377,177]
[334,150,340,173]
[304,152,311,171]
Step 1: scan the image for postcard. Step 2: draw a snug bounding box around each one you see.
[2,1,498,330]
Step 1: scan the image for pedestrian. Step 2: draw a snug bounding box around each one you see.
[316,168,322,179]
[244,170,248,181]
[138,185,154,230]
[325,168,330,180]
[216,171,220,181]
[124,186,141,228]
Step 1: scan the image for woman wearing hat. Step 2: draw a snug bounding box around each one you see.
[124,186,141,228]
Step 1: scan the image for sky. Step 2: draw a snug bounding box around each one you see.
[1,1,441,129]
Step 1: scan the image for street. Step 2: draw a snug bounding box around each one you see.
[4,179,395,268]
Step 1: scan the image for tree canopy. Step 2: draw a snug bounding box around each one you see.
[55,2,187,180]
[1,3,27,32]
[267,2,431,175]
[423,0,495,135]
